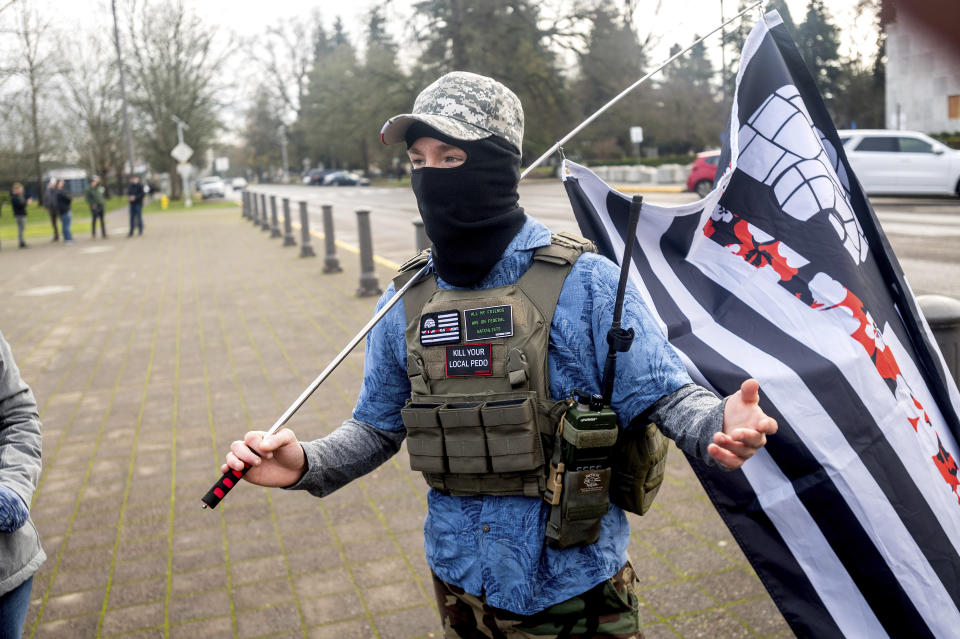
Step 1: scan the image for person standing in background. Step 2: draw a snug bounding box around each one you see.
[127,174,144,237]
[55,180,72,244]
[0,330,46,639]
[11,183,28,249]
[41,178,59,242]
[84,176,107,239]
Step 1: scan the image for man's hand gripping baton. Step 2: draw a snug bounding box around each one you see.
[200,263,430,509]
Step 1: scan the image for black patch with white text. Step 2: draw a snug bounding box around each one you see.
[445,344,493,377]
[420,310,461,345]
[464,305,513,341]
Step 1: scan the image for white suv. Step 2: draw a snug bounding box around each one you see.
[838,129,960,197]
[197,176,226,199]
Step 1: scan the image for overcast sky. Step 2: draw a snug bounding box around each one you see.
[35,0,876,142]
[182,0,874,65]
[59,0,874,67]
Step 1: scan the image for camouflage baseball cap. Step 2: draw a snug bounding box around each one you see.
[380,71,524,153]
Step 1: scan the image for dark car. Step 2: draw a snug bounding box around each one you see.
[303,169,332,185]
[686,149,721,198]
[322,170,370,187]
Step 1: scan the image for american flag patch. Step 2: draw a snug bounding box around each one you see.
[420,310,461,345]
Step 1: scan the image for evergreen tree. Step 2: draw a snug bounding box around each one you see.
[795,0,842,109]
[722,0,796,109]
[830,0,885,129]
[301,26,364,170]
[312,18,331,63]
[357,7,413,175]
[332,17,349,47]
[410,0,569,160]
[653,39,724,154]
[243,85,284,181]
[569,4,650,160]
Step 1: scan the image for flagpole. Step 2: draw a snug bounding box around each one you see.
[520,0,763,180]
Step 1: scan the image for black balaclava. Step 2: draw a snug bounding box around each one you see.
[406,121,526,287]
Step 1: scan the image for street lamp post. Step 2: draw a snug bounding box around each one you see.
[280,124,289,184]
[111,0,136,178]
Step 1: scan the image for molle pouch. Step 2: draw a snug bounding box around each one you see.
[610,421,670,516]
[401,402,446,473]
[482,397,541,473]
[545,402,619,549]
[439,402,488,473]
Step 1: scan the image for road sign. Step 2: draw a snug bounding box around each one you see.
[171,142,193,163]
[629,126,644,144]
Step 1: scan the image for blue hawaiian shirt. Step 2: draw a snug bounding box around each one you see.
[352,216,692,615]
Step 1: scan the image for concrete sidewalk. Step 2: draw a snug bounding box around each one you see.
[1,206,793,638]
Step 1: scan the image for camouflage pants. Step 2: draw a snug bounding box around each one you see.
[431,562,643,639]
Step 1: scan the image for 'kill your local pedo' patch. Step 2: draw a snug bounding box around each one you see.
[445,343,493,377]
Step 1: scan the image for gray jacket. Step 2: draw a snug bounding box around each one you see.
[0,330,45,596]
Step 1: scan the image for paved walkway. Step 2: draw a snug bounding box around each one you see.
[1,205,793,638]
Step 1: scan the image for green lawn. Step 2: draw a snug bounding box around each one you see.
[0,196,127,242]
[0,196,237,241]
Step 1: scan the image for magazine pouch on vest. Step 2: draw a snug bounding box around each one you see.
[394,233,592,501]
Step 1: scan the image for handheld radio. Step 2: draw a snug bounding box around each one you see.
[545,195,642,548]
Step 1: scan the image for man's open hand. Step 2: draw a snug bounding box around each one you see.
[709,379,778,470]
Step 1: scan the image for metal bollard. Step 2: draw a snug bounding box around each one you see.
[917,294,960,387]
[270,195,282,238]
[321,204,342,273]
[282,198,296,247]
[260,194,270,231]
[250,192,259,225]
[413,218,430,253]
[298,201,316,258]
[355,209,382,297]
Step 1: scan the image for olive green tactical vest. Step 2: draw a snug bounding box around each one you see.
[393,232,670,517]
[394,232,593,498]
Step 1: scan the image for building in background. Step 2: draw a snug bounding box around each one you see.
[885,5,960,133]
[42,167,88,196]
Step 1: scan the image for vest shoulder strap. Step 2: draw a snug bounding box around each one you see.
[519,233,594,326]
[396,249,431,279]
[531,232,595,266]
[393,250,437,330]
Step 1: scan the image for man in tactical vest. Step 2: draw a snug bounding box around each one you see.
[223,72,778,638]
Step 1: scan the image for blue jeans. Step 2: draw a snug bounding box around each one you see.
[60,210,73,241]
[129,202,143,235]
[0,576,32,639]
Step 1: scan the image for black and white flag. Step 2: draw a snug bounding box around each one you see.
[563,11,960,639]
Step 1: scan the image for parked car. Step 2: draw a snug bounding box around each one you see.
[197,176,226,199]
[322,170,370,187]
[838,129,960,197]
[686,149,721,197]
[303,169,332,185]
[231,177,248,190]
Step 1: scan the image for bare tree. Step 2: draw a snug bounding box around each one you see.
[62,34,126,193]
[2,1,63,198]
[246,13,323,121]
[124,0,230,197]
